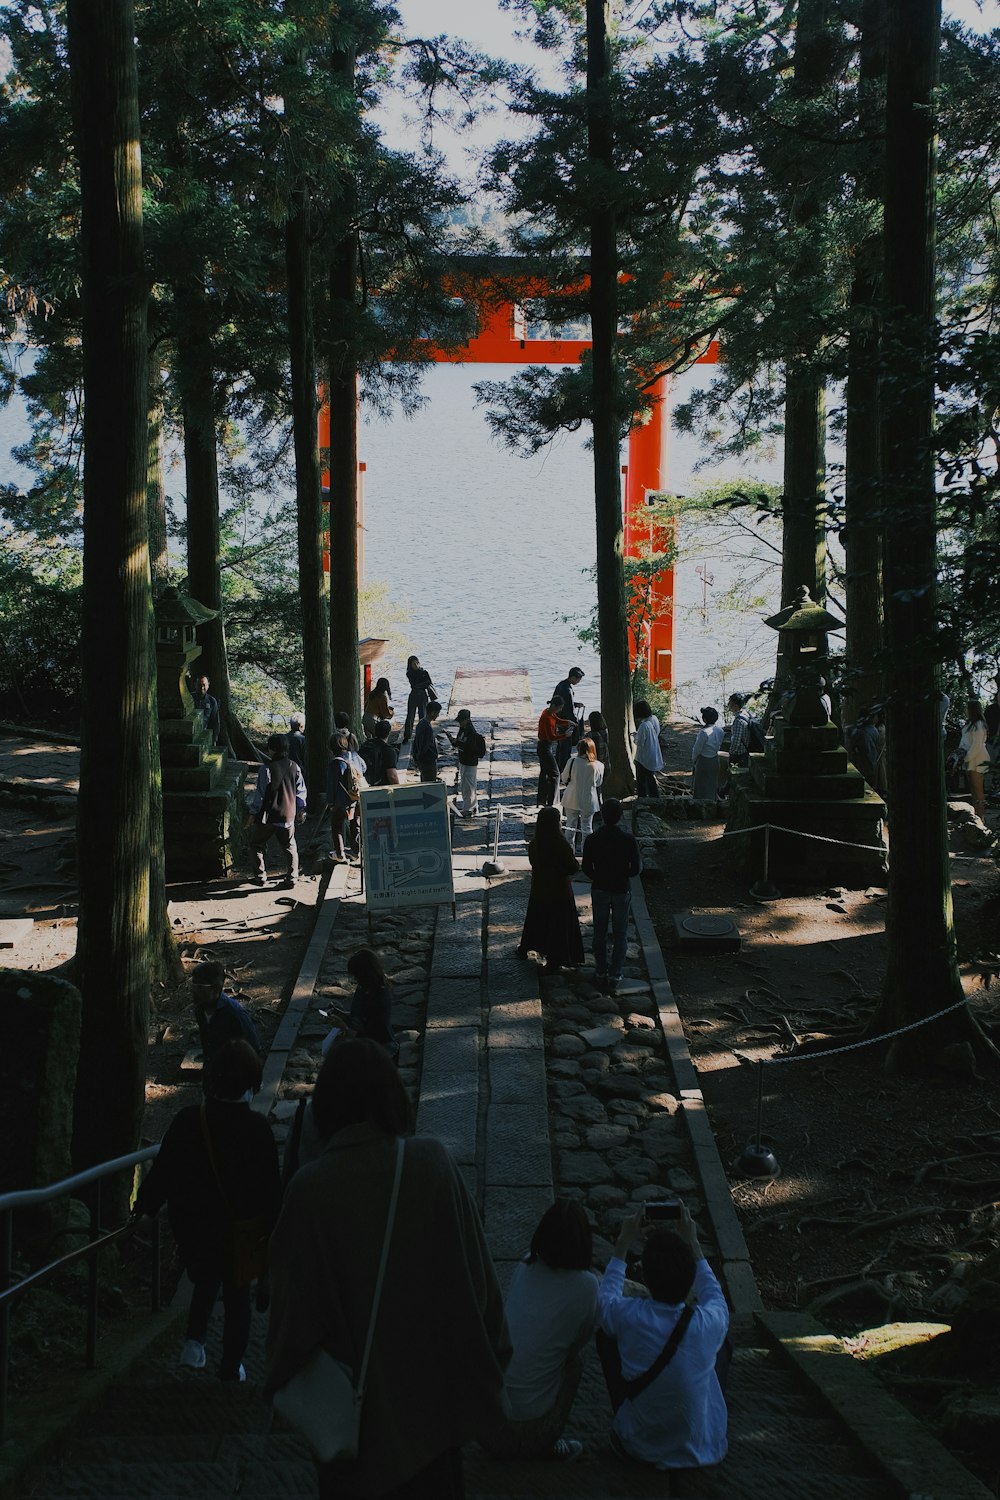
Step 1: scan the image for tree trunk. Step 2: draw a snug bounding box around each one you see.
[327,44,361,736]
[174,285,257,761]
[287,179,334,804]
[875,0,994,1068]
[587,0,635,798]
[842,0,888,732]
[175,286,230,723]
[146,371,169,589]
[780,367,826,610]
[67,0,151,1170]
[774,0,832,696]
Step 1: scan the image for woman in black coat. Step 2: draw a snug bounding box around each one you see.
[135,1039,280,1380]
[516,805,585,970]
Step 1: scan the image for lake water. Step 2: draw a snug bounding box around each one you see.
[0,355,784,716]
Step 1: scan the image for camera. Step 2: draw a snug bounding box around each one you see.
[643,1199,682,1223]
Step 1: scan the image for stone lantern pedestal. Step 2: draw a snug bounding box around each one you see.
[727,587,887,886]
[155,589,248,880]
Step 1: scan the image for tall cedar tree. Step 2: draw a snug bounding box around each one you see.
[587,0,635,796]
[876,0,997,1067]
[328,30,362,736]
[841,0,887,729]
[777,0,835,644]
[66,0,153,1166]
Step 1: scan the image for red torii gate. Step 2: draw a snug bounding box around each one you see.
[320,276,718,689]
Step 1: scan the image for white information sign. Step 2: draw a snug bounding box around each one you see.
[359,782,455,911]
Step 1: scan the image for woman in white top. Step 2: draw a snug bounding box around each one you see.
[959,699,990,818]
[633,700,663,797]
[691,706,724,801]
[560,736,604,854]
[483,1199,599,1462]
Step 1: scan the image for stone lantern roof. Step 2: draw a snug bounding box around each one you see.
[764,585,843,637]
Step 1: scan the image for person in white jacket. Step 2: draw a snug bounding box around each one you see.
[959,699,990,818]
[560,737,604,854]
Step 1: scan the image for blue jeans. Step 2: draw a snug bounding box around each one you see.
[591,887,631,980]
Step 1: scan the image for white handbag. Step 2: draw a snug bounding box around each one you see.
[273,1138,405,1464]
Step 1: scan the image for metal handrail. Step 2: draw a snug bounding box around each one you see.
[0,1144,161,1443]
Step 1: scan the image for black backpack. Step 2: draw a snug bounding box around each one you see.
[360,738,387,786]
[471,730,487,760]
[746,716,766,754]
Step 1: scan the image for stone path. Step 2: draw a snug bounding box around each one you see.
[18,680,989,1499]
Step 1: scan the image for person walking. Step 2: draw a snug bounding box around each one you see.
[135,1040,280,1382]
[596,1206,729,1478]
[266,1038,510,1500]
[402,655,436,742]
[560,736,604,854]
[482,1200,597,1462]
[691,707,724,801]
[959,698,990,819]
[551,668,585,772]
[516,806,584,970]
[362,677,394,739]
[333,710,360,753]
[582,798,641,995]
[412,699,443,782]
[447,709,487,817]
[190,962,263,1079]
[286,714,307,773]
[536,696,574,808]
[324,730,360,864]
[248,734,306,888]
[633,700,663,798]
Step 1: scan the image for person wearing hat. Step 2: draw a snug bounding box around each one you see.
[537,696,575,808]
[691,706,724,802]
[190,961,263,1088]
[551,668,585,772]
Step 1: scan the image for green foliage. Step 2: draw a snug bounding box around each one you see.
[0,540,82,721]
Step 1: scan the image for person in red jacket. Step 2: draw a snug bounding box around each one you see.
[536,697,574,808]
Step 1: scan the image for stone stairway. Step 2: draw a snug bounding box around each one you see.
[20,681,987,1500]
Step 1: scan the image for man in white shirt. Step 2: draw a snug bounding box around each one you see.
[596,1205,729,1474]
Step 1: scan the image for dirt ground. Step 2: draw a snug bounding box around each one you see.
[650,718,1000,1493]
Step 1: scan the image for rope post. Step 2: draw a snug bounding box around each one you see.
[749,823,781,902]
[735,1061,781,1178]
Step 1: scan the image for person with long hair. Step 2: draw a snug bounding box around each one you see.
[402,655,435,742]
[362,677,394,740]
[587,710,610,770]
[483,1199,597,1461]
[959,698,990,819]
[516,806,584,970]
[266,1039,510,1500]
[560,736,604,854]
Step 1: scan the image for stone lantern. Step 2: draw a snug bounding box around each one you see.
[724,585,886,886]
[152,588,246,881]
[154,587,217,721]
[764,586,843,727]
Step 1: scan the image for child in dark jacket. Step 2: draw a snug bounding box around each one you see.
[135,1040,280,1381]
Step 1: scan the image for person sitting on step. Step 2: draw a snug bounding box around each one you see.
[482,1199,597,1463]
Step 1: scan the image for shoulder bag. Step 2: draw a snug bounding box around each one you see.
[273,1137,405,1464]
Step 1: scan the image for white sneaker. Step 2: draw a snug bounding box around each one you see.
[180,1339,206,1370]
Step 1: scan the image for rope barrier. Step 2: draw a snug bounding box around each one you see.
[752,995,974,1067]
[637,816,994,861]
